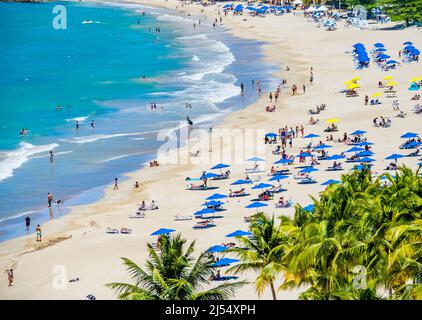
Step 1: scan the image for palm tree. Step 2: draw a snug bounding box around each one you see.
[227,213,294,300]
[281,167,421,300]
[106,233,246,300]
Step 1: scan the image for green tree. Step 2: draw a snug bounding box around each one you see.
[377,0,422,26]
[227,213,295,300]
[280,167,421,300]
[106,234,246,300]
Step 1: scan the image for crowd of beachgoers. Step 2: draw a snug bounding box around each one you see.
[1,0,421,300]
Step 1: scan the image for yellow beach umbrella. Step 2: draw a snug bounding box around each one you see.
[411,77,421,82]
[386,81,397,86]
[326,118,339,123]
[344,80,354,86]
[371,92,382,97]
[347,83,360,89]
[383,75,393,81]
[351,76,361,81]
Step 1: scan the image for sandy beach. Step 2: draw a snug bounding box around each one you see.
[0,0,421,300]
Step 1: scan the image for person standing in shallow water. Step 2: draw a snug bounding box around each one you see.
[47,192,53,207]
[25,216,31,231]
[114,178,119,190]
[49,151,54,163]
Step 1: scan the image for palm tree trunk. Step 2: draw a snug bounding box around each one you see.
[270,281,277,300]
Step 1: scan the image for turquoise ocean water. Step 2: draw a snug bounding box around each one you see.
[0,1,278,241]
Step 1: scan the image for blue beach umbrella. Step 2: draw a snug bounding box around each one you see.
[351,130,366,135]
[303,204,315,212]
[274,158,293,164]
[252,183,273,189]
[245,202,268,209]
[194,208,216,216]
[247,156,265,162]
[357,151,375,157]
[150,228,175,236]
[226,230,252,237]
[296,152,314,158]
[265,132,278,138]
[346,147,364,153]
[326,154,345,160]
[374,43,385,47]
[405,141,421,148]
[206,193,228,200]
[357,141,374,146]
[403,41,413,45]
[355,164,366,171]
[299,167,319,174]
[211,163,230,170]
[211,258,240,267]
[378,54,390,60]
[304,133,320,139]
[202,172,219,179]
[206,245,228,253]
[231,179,252,185]
[401,132,418,139]
[386,60,397,64]
[202,200,224,207]
[314,144,332,150]
[268,174,289,181]
[385,154,404,160]
[359,157,375,163]
[321,179,341,186]
[417,162,422,167]
[375,48,387,52]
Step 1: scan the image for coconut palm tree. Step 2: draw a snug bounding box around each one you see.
[227,213,294,300]
[106,233,246,300]
[280,167,421,300]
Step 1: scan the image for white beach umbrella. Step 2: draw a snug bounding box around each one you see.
[305,7,317,13]
[292,0,303,4]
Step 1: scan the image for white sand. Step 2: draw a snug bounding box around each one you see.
[0,1,421,300]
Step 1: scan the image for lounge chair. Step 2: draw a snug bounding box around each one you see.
[193,220,216,229]
[326,165,344,171]
[229,189,249,197]
[106,227,119,234]
[269,185,287,194]
[407,149,420,157]
[174,215,193,221]
[212,276,239,281]
[210,173,230,180]
[298,177,317,184]
[129,211,145,219]
[120,227,132,234]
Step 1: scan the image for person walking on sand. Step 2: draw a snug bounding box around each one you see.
[303,84,306,94]
[25,216,31,231]
[300,125,304,137]
[36,225,42,241]
[47,193,53,207]
[364,95,369,105]
[114,178,119,190]
[7,269,14,286]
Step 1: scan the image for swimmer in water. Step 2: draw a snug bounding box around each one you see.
[75,121,79,130]
[91,120,95,128]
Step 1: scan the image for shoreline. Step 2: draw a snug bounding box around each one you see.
[0,0,276,242]
[1,0,421,300]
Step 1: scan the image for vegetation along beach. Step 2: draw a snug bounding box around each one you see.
[0,0,421,301]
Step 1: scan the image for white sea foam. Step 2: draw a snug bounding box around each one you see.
[0,142,59,182]
[67,132,145,145]
[100,152,146,163]
[156,13,193,24]
[0,210,39,224]
[65,116,89,123]
[192,55,200,62]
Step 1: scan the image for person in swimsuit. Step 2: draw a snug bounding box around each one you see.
[36,225,42,241]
